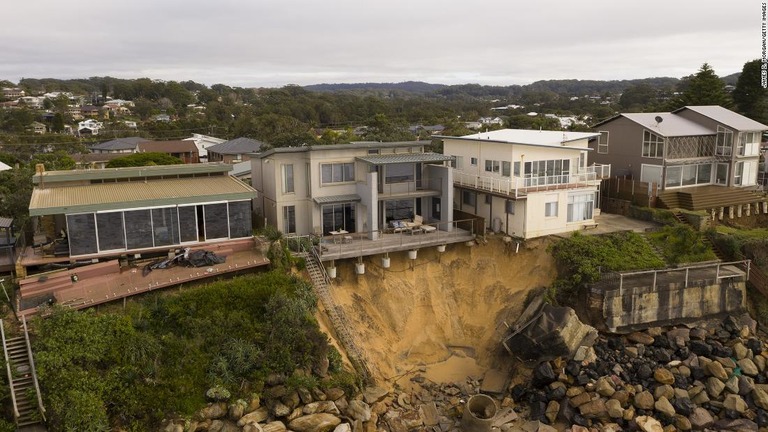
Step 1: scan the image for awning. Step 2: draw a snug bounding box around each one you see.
[313,194,362,205]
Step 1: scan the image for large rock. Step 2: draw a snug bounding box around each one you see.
[636,415,663,432]
[238,407,270,427]
[738,358,759,376]
[303,401,341,416]
[362,386,388,404]
[198,403,228,420]
[654,396,675,418]
[262,421,287,432]
[705,377,725,398]
[346,400,372,422]
[654,368,675,385]
[752,388,768,410]
[418,402,438,426]
[325,388,345,401]
[332,423,351,432]
[689,407,714,430]
[606,399,623,419]
[705,361,728,380]
[633,390,655,410]
[628,332,655,345]
[579,398,606,419]
[723,394,748,414]
[288,414,342,432]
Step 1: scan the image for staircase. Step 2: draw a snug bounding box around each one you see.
[1,317,46,429]
[303,249,372,382]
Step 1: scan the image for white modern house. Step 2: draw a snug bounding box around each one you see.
[441,129,611,239]
[251,141,455,239]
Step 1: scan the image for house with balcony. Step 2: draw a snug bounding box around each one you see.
[440,129,610,239]
[590,106,768,211]
[252,141,476,261]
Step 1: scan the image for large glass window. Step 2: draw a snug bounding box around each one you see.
[124,209,153,249]
[321,163,354,184]
[716,126,733,156]
[665,163,714,188]
[203,203,229,239]
[321,203,356,234]
[152,207,180,246]
[66,213,98,256]
[598,131,609,154]
[567,193,594,222]
[283,206,296,234]
[385,163,414,183]
[283,164,294,193]
[502,161,511,177]
[545,196,559,217]
[385,199,414,222]
[738,132,760,156]
[178,205,198,243]
[642,130,664,158]
[228,201,252,238]
[96,212,125,251]
[523,159,570,185]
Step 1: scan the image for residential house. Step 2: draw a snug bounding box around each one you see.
[251,141,455,239]
[479,117,504,126]
[80,105,102,118]
[153,114,171,122]
[208,137,265,163]
[441,129,610,239]
[138,140,200,164]
[30,121,47,134]
[90,137,148,154]
[18,96,44,109]
[1,88,24,100]
[184,133,226,161]
[26,163,255,264]
[590,105,768,210]
[77,119,103,136]
[72,152,132,169]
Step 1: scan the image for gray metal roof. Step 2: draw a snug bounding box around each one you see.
[29,176,256,216]
[673,106,768,131]
[258,141,425,158]
[230,160,252,177]
[208,137,266,155]
[0,217,12,228]
[90,136,149,151]
[313,194,362,204]
[356,153,453,165]
[33,162,232,185]
[620,113,714,137]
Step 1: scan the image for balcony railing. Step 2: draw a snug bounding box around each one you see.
[378,177,444,196]
[454,164,610,198]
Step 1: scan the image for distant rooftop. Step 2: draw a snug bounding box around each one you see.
[438,129,599,148]
[208,137,266,155]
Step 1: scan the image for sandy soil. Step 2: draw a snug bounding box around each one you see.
[327,234,557,388]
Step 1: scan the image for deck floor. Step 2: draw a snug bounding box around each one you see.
[18,248,270,316]
[316,227,475,261]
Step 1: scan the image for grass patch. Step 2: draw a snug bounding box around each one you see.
[646,225,718,265]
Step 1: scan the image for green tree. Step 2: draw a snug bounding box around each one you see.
[733,59,768,124]
[671,63,732,108]
[619,83,661,111]
[106,152,183,167]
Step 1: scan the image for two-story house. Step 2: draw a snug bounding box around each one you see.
[440,129,610,239]
[591,105,768,211]
[251,141,455,240]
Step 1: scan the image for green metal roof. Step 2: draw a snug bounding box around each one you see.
[29,176,256,216]
[355,153,453,165]
[313,194,362,204]
[32,162,232,185]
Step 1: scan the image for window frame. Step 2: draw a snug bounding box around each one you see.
[598,131,609,154]
[642,130,664,158]
[282,163,294,194]
[320,162,355,185]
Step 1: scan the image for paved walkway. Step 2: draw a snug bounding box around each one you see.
[587,212,661,235]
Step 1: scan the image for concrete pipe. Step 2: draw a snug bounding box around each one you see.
[461,394,497,432]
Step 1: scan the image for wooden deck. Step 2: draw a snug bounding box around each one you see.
[16,238,270,316]
[316,227,476,262]
[657,185,767,211]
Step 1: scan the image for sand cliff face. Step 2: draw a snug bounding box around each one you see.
[326,236,557,385]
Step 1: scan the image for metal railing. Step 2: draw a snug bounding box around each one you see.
[378,178,444,196]
[0,320,19,421]
[22,315,45,422]
[313,218,477,259]
[603,260,751,293]
[453,164,610,198]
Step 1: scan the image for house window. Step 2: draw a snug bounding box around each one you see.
[462,190,476,207]
[738,132,760,156]
[322,203,356,235]
[502,161,511,177]
[385,163,414,183]
[513,161,521,177]
[470,157,478,166]
[368,149,380,155]
[282,164,294,193]
[716,126,733,156]
[484,160,500,173]
[321,162,354,184]
[598,131,609,154]
[567,193,594,222]
[642,130,664,158]
[283,205,296,234]
[524,159,570,186]
[485,194,492,205]
[505,200,515,214]
[735,160,757,186]
[544,195,558,217]
[451,156,463,169]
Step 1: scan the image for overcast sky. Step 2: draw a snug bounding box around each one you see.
[1,1,764,88]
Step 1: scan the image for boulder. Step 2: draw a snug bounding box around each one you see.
[635,415,664,432]
[752,388,768,410]
[545,400,560,424]
[325,388,345,401]
[260,421,285,432]
[362,387,388,404]
[738,358,759,376]
[303,401,341,416]
[674,414,692,431]
[606,398,623,419]
[332,423,351,432]
[723,394,748,414]
[418,402,438,426]
[654,396,675,418]
[238,407,270,427]
[273,401,292,418]
[654,368,675,385]
[628,332,655,345]
[633,390,655,410]
[705,361,728,380]
[288,414,343,432]
[689,407,714,430]
[705,377,726,398]
[198,403,228,420]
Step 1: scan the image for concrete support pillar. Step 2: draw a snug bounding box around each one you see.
[729,206,734,219]
[747,204,752,217]
[719,207,724,220]
[763,202,768,214]
[737,205,743,218]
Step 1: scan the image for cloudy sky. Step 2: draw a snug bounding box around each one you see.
[1,1,764,88]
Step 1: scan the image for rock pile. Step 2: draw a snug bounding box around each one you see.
[516,315,768,431]
[161,371,519,432]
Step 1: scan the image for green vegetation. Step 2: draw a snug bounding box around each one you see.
[31,271,339,431]
[105,152,184,168]
[548,231,666,301]
[646,225,718,265]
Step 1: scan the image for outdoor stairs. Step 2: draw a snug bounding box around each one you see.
[303,250,371,382]
[1,317,46,430]
[658,187,766,211]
